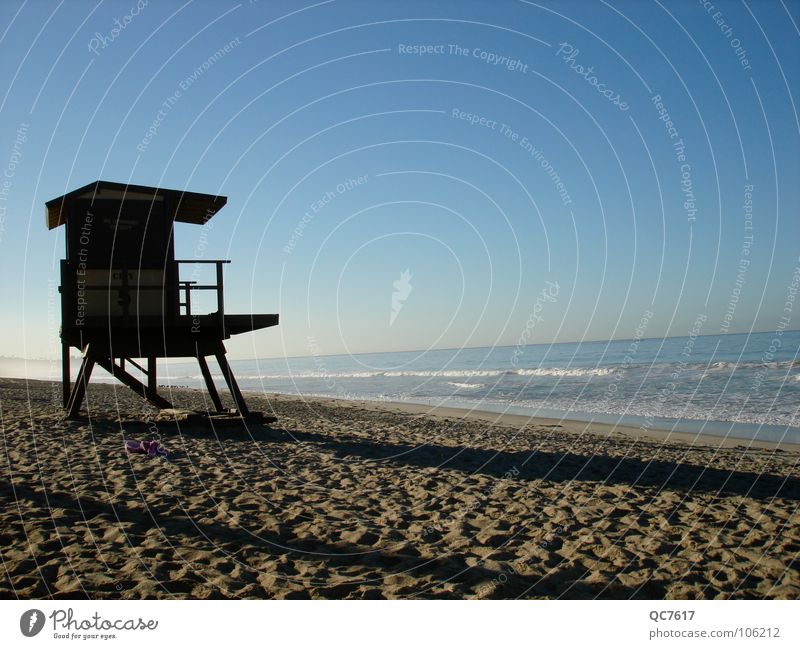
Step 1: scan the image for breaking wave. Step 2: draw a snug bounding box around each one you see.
[447,381,484,390]
[184,366,621,380]
[384,369,505,377]
[516,367,618,377]
[158,360,798,383]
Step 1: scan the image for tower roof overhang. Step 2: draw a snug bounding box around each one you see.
[45,180,227,230]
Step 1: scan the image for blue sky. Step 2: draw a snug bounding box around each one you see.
[0,0,798,360]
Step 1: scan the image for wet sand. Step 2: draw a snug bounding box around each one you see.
[1,378,798,599]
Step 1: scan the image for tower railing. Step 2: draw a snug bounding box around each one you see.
[174,260,230,326]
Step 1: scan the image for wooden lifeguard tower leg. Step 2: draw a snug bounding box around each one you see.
[62,342,71,408]
[147,357,157,395]
[197,355,224,413]
[66,344,95,419]
[214,343,250,418]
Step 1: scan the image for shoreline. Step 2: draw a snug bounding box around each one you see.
[2,376,798,451]
[4,360,798,447]
[253,391,800,452]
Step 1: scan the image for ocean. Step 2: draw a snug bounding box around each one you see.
[160,330,800,445]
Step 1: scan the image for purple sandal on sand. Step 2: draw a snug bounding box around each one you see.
[125,440,168,459]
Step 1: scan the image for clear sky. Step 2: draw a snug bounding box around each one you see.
[0,0,798,360]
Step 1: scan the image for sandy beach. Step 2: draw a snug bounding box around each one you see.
[1,377,798,599]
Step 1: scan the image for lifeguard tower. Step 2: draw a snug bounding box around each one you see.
[47,180,278,420]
